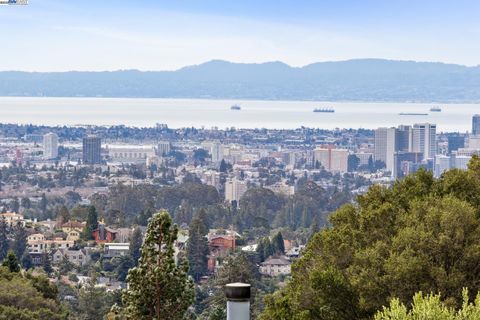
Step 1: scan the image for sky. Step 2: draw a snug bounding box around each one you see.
[1,0,480,71]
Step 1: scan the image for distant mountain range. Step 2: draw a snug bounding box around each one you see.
[1,59,480,102]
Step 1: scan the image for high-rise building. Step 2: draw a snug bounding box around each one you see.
[396,125,412,152]
[447,135,465,154]
[43,132,58,160]
[472,115,480,135]
[210,141,224,163]
[313,146,348,173]
[225,178,248,203]
[157,141,171,156]
[83,135,102,164]
[374,127,396,171]
[411,123,436,160]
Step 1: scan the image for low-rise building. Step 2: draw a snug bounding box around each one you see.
[52,248,90,266]
[260,256,292,277]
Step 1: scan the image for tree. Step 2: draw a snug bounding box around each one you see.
[122,211,194,319]
[43,253,53,276]
[2,251,20,273]
[78,277,116,320]
[83,206,98,240]
[129,227,143,265]
[187,210,209,281]
[375,289,480,320]
[0,218,8,261]
[20,197,31,210]
[0,268,67,320]
[39,193,48,215]
[55,205,70,228]
[10,197,20,213]
[11,222,28,259]
[261,165,480,319]
[271,232,285,255]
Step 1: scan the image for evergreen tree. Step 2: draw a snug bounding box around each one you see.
[39,193,48,215]
[21,251,32,270]
[263,237,274,259]
[129,226,143,265]
[187,210,209,281]
[11,222,27,259]
[10,196,20,213]
[43,253,53,276]
[271,232,285,255]
[256,238,266,262]
[2,250,20,272]
[83,205,99,240]
[122,210,194,319]
[0,217,8,261]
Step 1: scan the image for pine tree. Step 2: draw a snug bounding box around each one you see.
[12,222,28,259]
[187,210,209,281]
[271,232,285,255]
[2,250,20,272]
[43,253,53,276]
[21,251,32,270]
[122,210,194,319]
[129,226,143,265]
[83,205,98,240]
[0,218,8,261]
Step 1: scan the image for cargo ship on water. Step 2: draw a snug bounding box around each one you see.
[313,108,335,113]
[430,107,442,112]
[230,105,241,110]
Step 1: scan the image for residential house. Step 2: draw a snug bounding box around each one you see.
[52,248,90,267]
[260,256,292,277]
[28,237,74,253]
[0,212,24,227]
[92,223,118,244]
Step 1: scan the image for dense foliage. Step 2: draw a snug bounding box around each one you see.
[0,266,67,320]
[262,156,480,319]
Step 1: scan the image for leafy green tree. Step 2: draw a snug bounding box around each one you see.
[0,267,67,320]
[375,289,480,320]
[187,210,209,281]
[83,205,98,240]
[129,227,143,265]
[122,210,194,319]
[261,164,480,319]
[2,251,20,273]
[78,277,116,320]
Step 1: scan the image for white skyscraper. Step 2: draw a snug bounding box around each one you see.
[412,123,437,160]
[374,127,396,172]
[210,141,224,163]
[43,132,58,160]
[225,178,248,203]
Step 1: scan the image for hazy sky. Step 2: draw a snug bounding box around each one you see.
[1,0,480,71]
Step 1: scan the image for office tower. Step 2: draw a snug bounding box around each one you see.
[374,127,396,171]
[83,135,102,164]
[396,125,412,152]
[210,141,224,163]
[157,141,171,156]
[225,178,248,203]
[447,135,465,154]
[411,123,436,160]
[43,132,58,160]
[313,146,349,173]
[472,115,480,135]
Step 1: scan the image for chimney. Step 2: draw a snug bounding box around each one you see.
[225,283,251,320]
